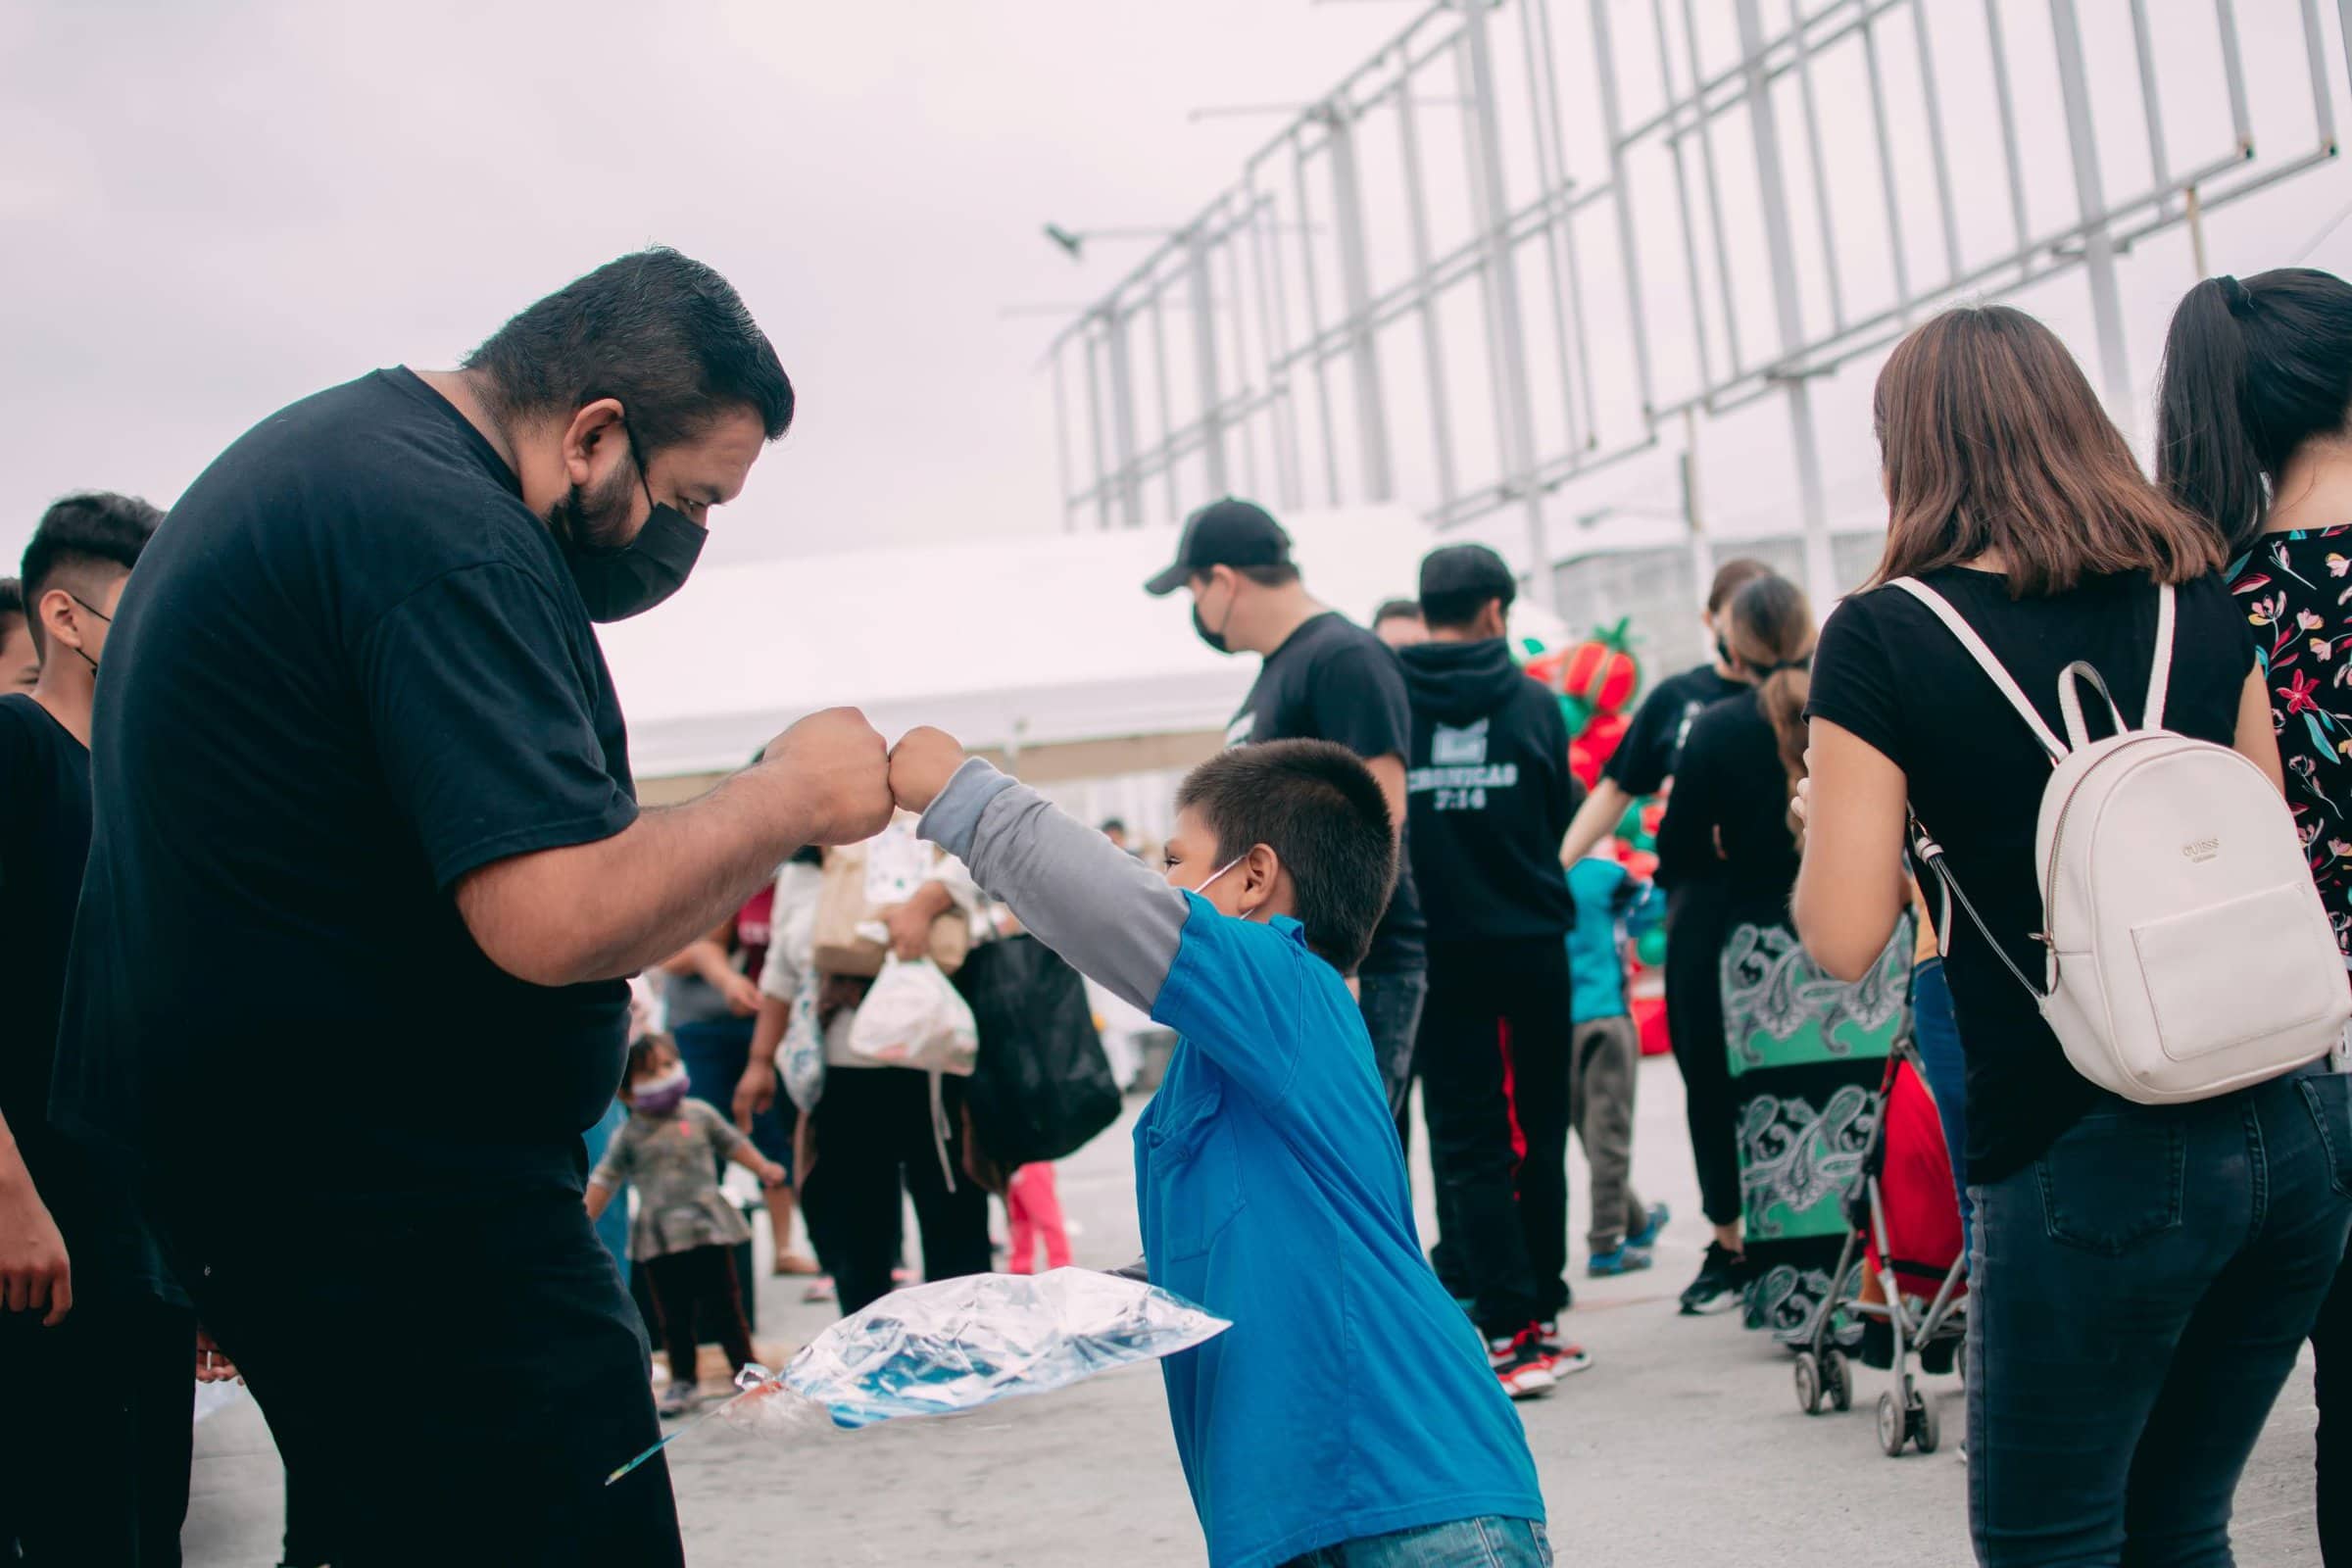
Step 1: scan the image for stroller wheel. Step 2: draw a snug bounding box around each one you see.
[1821,1348,1853,1412]
[1877,1391,1907,1457]
[1793,1351,1824,1415]
[1914,1391,1942,1455]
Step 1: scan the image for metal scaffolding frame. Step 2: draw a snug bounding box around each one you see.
[1042,0,2351,607]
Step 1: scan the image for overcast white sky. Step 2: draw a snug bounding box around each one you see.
[0,0,1420,570]
[7,1,2352,577]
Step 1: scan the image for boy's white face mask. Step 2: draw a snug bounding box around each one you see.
[1192,856,1265,922]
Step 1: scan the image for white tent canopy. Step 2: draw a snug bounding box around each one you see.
[597,507,1573,780]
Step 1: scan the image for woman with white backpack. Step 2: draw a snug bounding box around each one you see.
[2157,266,2352,1567]
[1796,304,2352,1566]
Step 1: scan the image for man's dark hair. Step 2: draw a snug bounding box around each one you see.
[1100,818,1127,836]
[0,577,21,621]
[21,492,163,657]
[1421,581,1514,632]
[1372,598,1422,626]
[1192,564,1299,591]
[464,248,794,455]
[1706,557,1772,615]
[1176,740,1396,972]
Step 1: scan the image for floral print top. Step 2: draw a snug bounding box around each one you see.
[2231,527,2352,956]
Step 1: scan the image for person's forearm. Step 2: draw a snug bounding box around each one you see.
[918,760,1188,1014]
[898,880,955,924]
[1562,779,1632,864]
[457,770,808,988]
[584,1181,614,1220]
[748,992,790,1066]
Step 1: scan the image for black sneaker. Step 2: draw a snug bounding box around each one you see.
[1487,1328,1558,1400]
[1678,1242,1753,1316]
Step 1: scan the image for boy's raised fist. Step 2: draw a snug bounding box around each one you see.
[889,727,967,814]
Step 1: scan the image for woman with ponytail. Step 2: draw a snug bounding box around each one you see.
[1798,303,2345,1565]
[2158,267,2352,1568]
[1656,572,1912,1342]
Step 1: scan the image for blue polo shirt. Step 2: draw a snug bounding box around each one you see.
[1139,894,1545,1568]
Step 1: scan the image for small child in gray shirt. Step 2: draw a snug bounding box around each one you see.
[588,1033,785,1417]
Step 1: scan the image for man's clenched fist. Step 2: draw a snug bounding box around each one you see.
[764,708,895,847]
[889,727,968,815]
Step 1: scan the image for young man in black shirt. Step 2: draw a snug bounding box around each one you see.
[1397,545,1584,1396]
[48,252,899,1565]
[1145,500,1429,1119]
[0,493,189,1565]
[1558,556,1772,1314]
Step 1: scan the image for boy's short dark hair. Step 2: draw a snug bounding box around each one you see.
[0,577,22,620]
[1372,597,1422,625]
[21,492,163,657]
[622,1031,674,1090]
[1176,740,1396,972]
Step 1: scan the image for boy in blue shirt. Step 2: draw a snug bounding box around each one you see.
[890,730,1548,1568]
[1563,841,1668,1277]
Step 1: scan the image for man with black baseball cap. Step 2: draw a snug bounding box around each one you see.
[1145,498,1427,1117]
[1396,544,1587,1396]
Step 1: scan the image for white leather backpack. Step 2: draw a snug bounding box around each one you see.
[1894,576,2347,1104]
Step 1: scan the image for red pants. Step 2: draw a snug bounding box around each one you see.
[1005,1164,1072,1273]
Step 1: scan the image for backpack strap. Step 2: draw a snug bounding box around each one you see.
[2144,581,2177,729]
[1907,813,2049,1002]
[1888,578,2069,762]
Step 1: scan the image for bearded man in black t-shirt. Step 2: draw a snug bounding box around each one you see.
[48,252,900,1566]
[1145,500,1429,1122]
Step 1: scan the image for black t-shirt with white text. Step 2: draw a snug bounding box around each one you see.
[0,695,176,1303]
[51,369,640,1202]
[1229,612,1426,972]
[1806,567,2253,1183]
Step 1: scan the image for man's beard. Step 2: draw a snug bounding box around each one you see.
[546,460,639,553]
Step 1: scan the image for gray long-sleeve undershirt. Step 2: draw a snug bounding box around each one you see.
[916,759,1190,1019]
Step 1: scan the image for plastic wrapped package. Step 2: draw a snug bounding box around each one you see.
[846,956,978,1075]
[756,1269,1227,1430]
[605,1271,1227,1484]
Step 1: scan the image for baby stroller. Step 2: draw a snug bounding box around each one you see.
[1791,1037,1968,1457]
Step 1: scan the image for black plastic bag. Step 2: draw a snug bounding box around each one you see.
[955,934,1122,1171]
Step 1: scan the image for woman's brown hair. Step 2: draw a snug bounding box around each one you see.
[1723,573,1815,837]
[1870,306,2223,596]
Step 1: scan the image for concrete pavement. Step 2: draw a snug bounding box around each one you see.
[182,1054,2327,1565]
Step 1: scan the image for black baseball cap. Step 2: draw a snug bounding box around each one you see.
[1143,498,1295,596]
[1418,543,1517,606]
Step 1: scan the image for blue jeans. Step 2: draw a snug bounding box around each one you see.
[1910,957,1973,1250]
[1285,1516,1552,1567]
[1967,1069,2352,1566]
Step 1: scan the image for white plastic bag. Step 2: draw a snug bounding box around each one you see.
[736,1270,1230,1431]
[847,956,978,1075]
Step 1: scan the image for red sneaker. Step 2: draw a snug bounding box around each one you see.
[1488,1327,1558,1400]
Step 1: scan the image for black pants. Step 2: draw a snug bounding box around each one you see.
[2319,1248,2352,1566]
[1419,936,1576,1339]
[1664,884,1741,1228]
[154,1183,683,1568]
[801,1068,993,1316]
[644,1244,757,1387]
[0,1292,194,1566]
